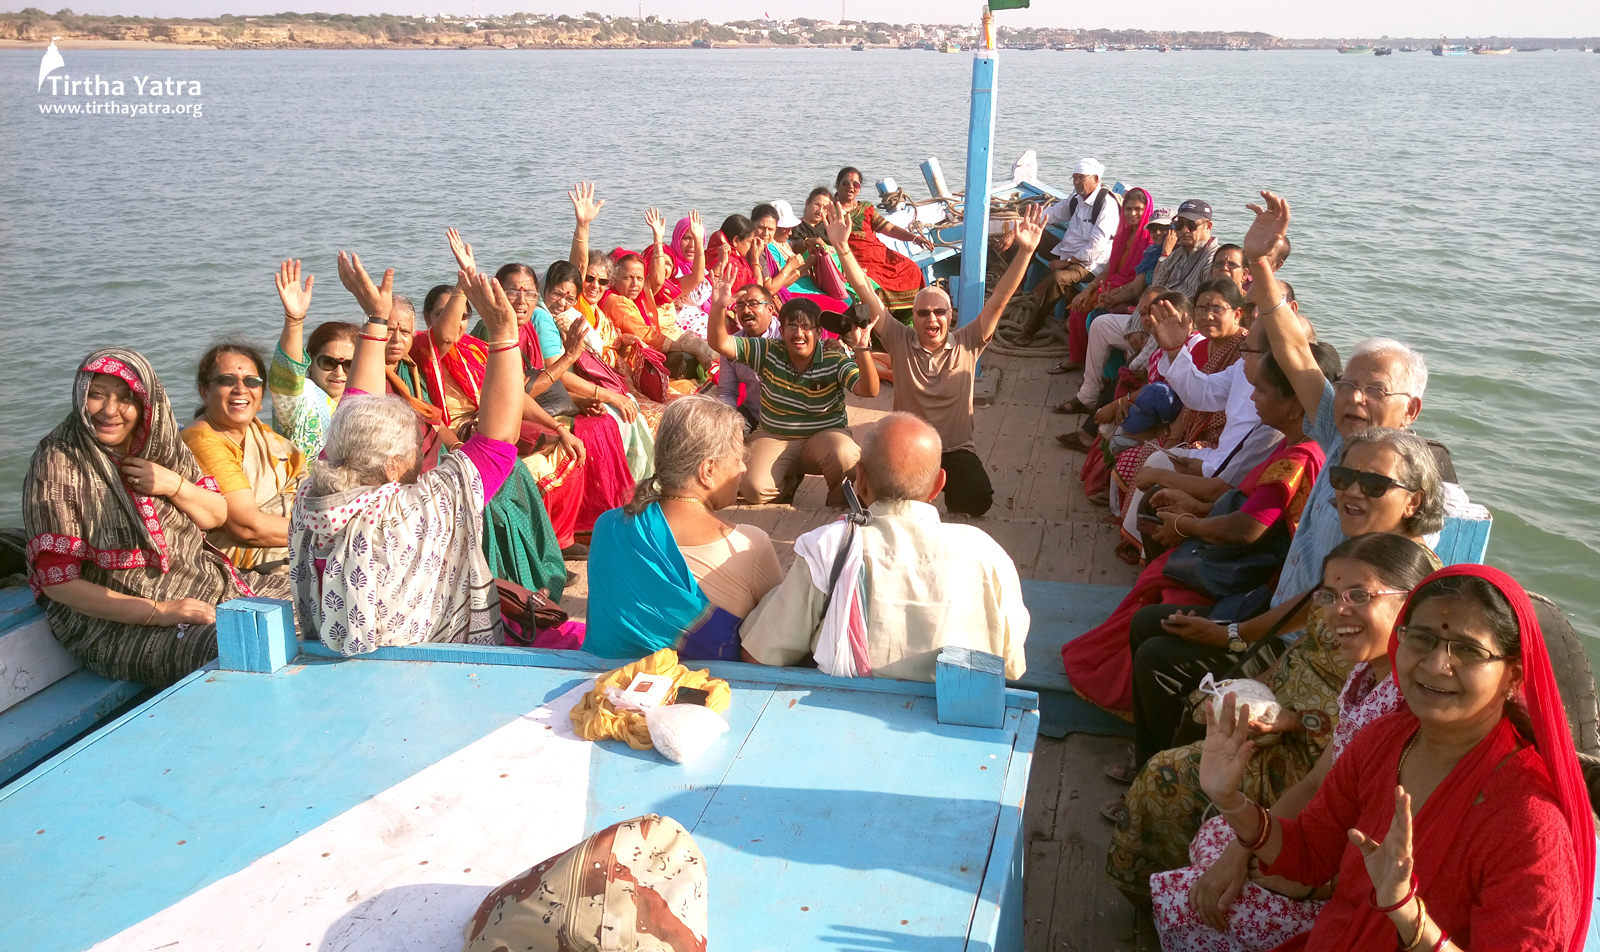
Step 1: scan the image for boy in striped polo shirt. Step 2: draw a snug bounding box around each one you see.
[707,204,886,507]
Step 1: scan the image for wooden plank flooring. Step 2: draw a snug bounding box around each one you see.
[562,352,1148,951]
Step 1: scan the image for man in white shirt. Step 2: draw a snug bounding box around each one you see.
[1016,157,1123,341]
[740,412,1030,682]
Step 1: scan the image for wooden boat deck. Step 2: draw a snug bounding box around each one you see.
[563,352,1156,951]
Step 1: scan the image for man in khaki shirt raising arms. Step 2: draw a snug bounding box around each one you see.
[739,413,1030,682]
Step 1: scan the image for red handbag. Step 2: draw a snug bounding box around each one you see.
[632,345,672,403]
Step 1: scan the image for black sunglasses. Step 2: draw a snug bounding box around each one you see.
[1171,218,1205,232]
[210,374,263,390]
[1328,464,1415,498]
[313,355,354,373]
[584,275,610,286]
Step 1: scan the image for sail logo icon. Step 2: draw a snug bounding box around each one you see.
[38,37,64,91]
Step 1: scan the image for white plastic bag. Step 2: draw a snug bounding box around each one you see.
[645,703,729,764]
[1198,673,1281,726]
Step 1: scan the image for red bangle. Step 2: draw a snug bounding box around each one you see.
[1237,800,1273,851]
[1430,932,1449,952]
[359,333,388,342]
[1370,873,1419,913]
[488,344,519,353]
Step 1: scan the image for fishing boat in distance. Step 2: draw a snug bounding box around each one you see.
[1473,44,1512,54]
[1399,45,1420,52]
[850,40,865,51]
[1434,37,1470,55]
[1375,46,1393,56]
[1338,43,1374,54]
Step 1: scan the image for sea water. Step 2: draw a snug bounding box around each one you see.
[1,47,1597,636]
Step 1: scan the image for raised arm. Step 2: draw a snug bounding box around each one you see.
[435,228,475,332]
[335,250,394,397]
[703,259,741,361]
[459,271,525,446]
[1243,192,1323,419]
[677,210,706,301]
[274,259,314,365]
[824,203,886,326]
[567,181,603,271]
[644,207,671,297]
[972,205,1045,342]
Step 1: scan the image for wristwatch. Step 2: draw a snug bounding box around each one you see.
[1299,711,1326,733]
[1227,623,1247,653]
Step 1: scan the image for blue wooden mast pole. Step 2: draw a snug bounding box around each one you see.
[956,7,997,328]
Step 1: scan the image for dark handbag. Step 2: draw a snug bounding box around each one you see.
[530,374,581,419]
[496,578,569,642]
[1162,489,1292,606]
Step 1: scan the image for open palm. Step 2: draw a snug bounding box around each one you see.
[1198,693,1258,807]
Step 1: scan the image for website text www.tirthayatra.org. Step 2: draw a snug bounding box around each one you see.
[39,99,203,117]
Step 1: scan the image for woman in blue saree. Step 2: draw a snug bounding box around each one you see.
[586,396,783,661]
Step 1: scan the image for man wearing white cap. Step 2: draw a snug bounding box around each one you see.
[1016,157,1122,341]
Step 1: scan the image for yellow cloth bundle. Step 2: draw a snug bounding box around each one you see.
[569,649,732,750]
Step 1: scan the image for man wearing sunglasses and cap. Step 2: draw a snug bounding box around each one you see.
[1015,157,1123,342]
[1150,199,1220,299]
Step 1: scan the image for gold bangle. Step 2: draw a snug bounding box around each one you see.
[143,600,159,626]
[486,338,519,347]
[1400,896,1429,952]
[1174,514,1192,539]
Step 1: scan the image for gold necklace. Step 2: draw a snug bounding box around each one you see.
[660,494,708,508]
[1398,729,1420,782]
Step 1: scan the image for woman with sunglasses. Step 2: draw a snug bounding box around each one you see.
[833,165,931,317]
[181,343,305,573]
[267,258,359,458]
[1148,534,1438,949]
[23,348,295,687]
[1108,429,1447,880]
[1198,565,1593,952]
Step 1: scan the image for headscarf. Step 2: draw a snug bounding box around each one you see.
[1102,186,1153,291]
[604,248,661,327]
[704,230,755,293]
[1380,564,1594,951]
[409,326,488,427]
[26,349,211,582]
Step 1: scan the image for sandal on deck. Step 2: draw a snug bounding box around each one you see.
[1056,431,1095,452]
[1051,397,1093,415]
[1103,753,1138,785]
[1100,795,1128,824]
[1115,541,1143,566]
[1046,360,1083,375]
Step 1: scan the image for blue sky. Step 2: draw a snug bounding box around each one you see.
[39,0,1600,37]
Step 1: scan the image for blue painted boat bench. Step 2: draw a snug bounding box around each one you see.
[0,587,141,787]
[0,598,1039,952]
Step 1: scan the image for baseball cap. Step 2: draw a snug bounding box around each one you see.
[1175,199,1213,222]
[1122,383,1183,436]
[771,199,802,229]
[1146,208,1175,228]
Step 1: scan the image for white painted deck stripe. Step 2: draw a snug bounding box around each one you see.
[92,682,596,952]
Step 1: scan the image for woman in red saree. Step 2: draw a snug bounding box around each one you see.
[414,264,589,555]
[1063,351,1324,713]
[1198,564,1594,952]
[834,166,931,314]
[1059,186,1153,368]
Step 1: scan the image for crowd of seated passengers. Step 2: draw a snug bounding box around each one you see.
[19,170,1041,685]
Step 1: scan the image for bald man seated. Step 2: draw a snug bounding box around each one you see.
[739,413,1030,682]
[872,205,1046,517]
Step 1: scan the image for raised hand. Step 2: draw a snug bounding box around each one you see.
[843,318,875,352]
[335,251,393,322]
[561,315,588,358]
[275,259,314,322]
[688,209,704,244]
[1198,693,1258,809]
[1242,190,1291,263]
[569,181,604,225]
[1189,840,1251,933]
[459,269,516,343]
[447,227,477,276]
[645,207,667,245]
[708,258,737,314]
[1148,299,1193,353]
[823,202,852,250]
[1349,787,1415,911]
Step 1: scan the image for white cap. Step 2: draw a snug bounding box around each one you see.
[1072,157,1105,177]
[771,199,802,229]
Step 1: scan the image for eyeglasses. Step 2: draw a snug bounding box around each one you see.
[1147,224,1171,233]
[1196,304,1236,317]
[1327,464,1416,498]
[503,288,539,300]
[782,320,817,332]
[210,374,263,390]
[841,179,862,189]
[1312,587,1410,608]
[313,355,354,373]
[913,307,951,318]
[733,300,772,311]
[1333,379,1411,404]
[1397,626,1509,667]
[1172,219,1205,232]
[584,275,609,286]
